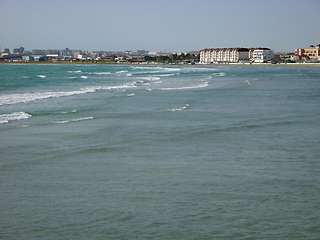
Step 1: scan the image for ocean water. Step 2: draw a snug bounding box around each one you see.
[0,63,319,239]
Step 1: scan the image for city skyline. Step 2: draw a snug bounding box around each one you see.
[1,0,319,53]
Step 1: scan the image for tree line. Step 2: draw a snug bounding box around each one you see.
[144,53,200,63]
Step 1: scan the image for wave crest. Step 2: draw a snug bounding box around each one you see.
[51,116,93,124]
[0,112,32,124]
[167,104,189,112]
[0,83,136,106]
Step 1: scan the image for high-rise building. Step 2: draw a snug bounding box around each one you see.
[13,47,24,55]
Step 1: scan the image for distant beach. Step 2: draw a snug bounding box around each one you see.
[1,61,320,67]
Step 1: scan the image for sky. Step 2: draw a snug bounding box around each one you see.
[0,0,319,53]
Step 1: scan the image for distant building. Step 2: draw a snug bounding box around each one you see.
[46,54,59,60]
[32,49,47,55]
[137,50,149,56]
[200,48,251,63]
[0,54,23,61]
[200,47,273,63]
[22,56,32,62]
[61,48,72,55]
[252,49,274,62]
[73,52,81,59]
[13,47,24,55]
[47,49,60,55]
[3,48,10,54]
[295,45,320,61]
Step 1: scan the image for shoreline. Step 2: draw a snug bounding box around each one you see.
[1,61,320,67]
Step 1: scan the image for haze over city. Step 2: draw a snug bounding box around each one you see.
[0,0,320,53]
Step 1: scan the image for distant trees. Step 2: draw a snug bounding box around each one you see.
[158,55,170,62]
[143,53,200,63]
[144,56,155,61]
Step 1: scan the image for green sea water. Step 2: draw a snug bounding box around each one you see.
[1,64,320,239]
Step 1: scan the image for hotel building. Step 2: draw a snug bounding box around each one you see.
[252,49,274,63]
[200,48,250,63]
[295,45,320,61]
[200,47,273,63]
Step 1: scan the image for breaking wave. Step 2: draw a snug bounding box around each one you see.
[59,110,77,114]
[153,74,174,77]
[159,80,209,91]
[167,104,189,112]
[50,116,94,124]
[92,72,111,75]
[0,83,136,106]
[0,112,32,124]
[212,72,226,77]
[131,77,162,86]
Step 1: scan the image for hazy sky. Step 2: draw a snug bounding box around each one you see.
[0,0,319,53]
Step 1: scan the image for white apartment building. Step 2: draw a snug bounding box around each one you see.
[200,47,274,63]
[200,48,250,63]
[253,49,274,62]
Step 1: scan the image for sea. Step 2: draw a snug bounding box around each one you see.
[0,63,319,239]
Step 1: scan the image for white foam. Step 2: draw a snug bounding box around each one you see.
[134,66,163,70]
[59,110,77,114]
[126,93,135,97]
[68,70,82,73]
[51,116,93,124]
[0,112,32,124]
[167,104,189,112]
[132,66,180,74]
[153,74,174,77]
[37,75,46,78]
[0,83,136,106]
[159,80,209,91]
[93,72,111,75]
[116,70,128,74]
[245,80,251,85]
[141,77,161,81]
[187,67,217,72]
[18,125,29,128]
[164,68,181,72]
[131,70,161,75]
[80,76,88,79]
[98,83,135,91]
[212,72,225,77]
[131,77,162,87]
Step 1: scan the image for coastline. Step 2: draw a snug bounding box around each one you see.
[1,61,320,67]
